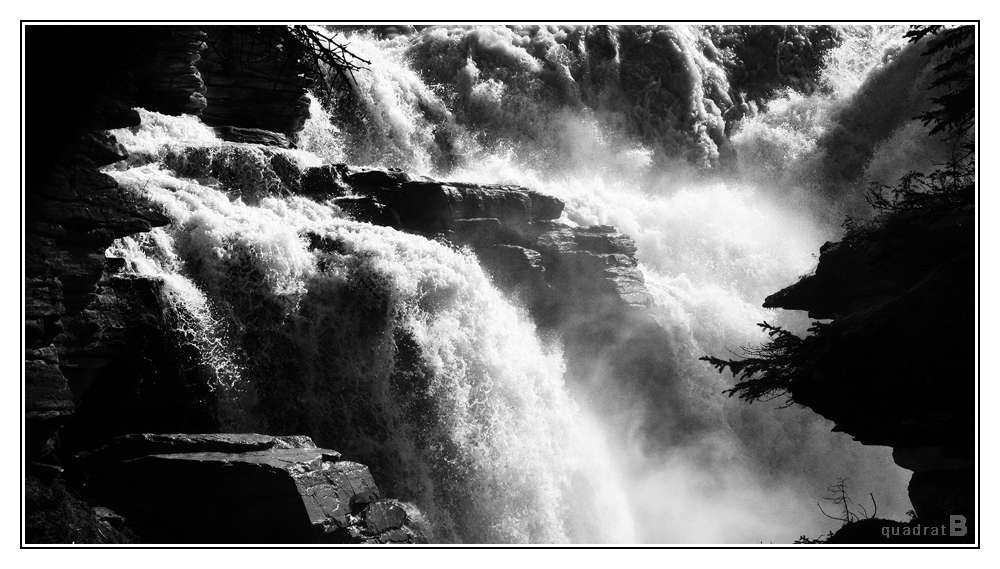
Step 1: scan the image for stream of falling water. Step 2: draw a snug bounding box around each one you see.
[103,24,954,543]
[106,108,635,543]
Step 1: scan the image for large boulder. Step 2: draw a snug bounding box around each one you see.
[80,433,424,544]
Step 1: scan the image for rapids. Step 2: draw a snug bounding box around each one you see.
[103,24,951,543]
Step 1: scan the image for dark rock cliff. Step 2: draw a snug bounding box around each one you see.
[25,24,308,464]
[197,26,314,135]
[26,31,168,464]
[764,202,974,537]
[22,24,415,544]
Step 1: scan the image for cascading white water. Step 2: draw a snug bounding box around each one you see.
[105,112,634,543]
[102,24,947,543]
[295,24,936,542]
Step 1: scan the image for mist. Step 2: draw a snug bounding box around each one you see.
[294,25,933,543]
[79,24,949,544]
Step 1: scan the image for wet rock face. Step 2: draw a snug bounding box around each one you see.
[57,274,223,453]
[197,26,313,135]
[25,155,171,460]
[344,167,565,233]
[212,125,291,147]
[332,167,712,448]
[129,26,209,117]
[22,26,426,545]
[330,166,646,321]
[81,434,424,544]
[531,223,651,312]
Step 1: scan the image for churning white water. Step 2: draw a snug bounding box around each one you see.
[106,116,634,543]
[102,24,946,543]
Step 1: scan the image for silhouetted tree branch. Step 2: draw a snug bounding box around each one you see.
[286,25,370,105]
[904,25,974,140]
[700,321,828,406]
[816,478,879,525]
[795,480,880,543]
[705,25,975,407]
[204,25,370,108]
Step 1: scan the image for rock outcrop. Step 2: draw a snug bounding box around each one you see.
[128,26,209,116]
[57,273,223,453]
[318,166,712,447]
[764,207,973,320]
[764,202,974,537]
[25,132,172,462]
[212,125,292,147]
[75,434,424,544]
[197,26,313,135]
[306,165,650,324]
[309,166,648,312]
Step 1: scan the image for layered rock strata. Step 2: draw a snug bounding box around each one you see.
[197,26,313,135]
[311,165,715,446]
[312,165,649,321]
[26,131,171,462]
[128,26,209,116]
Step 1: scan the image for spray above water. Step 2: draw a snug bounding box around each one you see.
[103,24,944,543]
[310,24,926,542]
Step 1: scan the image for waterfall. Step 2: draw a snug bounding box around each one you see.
[105,116,633,543]
[102,24,947,543]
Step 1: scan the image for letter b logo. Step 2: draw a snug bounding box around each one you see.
[950,515,967,536]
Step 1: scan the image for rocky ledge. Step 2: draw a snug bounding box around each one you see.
[304,164,652,321]
[764,201,974,536]
[71,433,424,544]
[303,165,711,447]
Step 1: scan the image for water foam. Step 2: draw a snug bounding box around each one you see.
[107,111,634,543]
[313,24,921,543]
[103,23,937,543]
